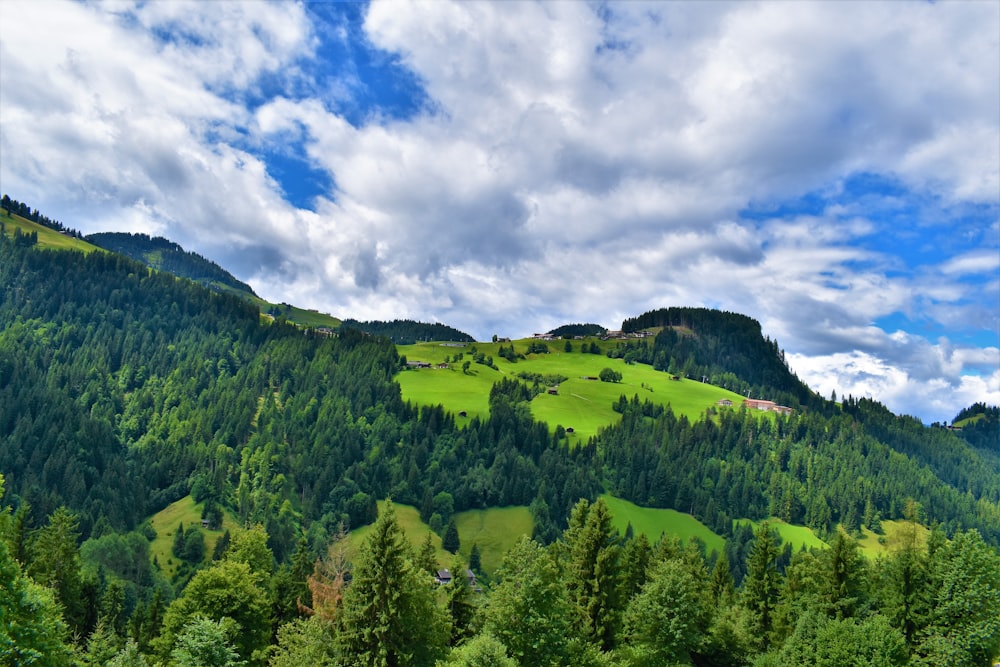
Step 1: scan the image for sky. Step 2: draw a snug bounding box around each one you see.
[1,0,998,424]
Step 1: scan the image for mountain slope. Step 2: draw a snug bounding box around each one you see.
[86,232,258,297]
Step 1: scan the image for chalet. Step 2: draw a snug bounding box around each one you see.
[406,361,432,368]
[744,398,777,411]
[717,399,733,407]
[435,569,452,585]
[436,363,449,369]
[773,405,794,416]
[547,386,559,395]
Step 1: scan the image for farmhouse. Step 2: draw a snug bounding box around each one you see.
[743,398,794,416]
[744,398,777,411]
[717,399,733,407]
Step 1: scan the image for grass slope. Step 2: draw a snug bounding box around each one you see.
[1,209,99,253]
[148,495,238,579]
[396,339,748,442]
[252,295,342,329]
[347,502,533,574]
[600,494,725,557]
[734,517,828,552]
[855,520,929,560]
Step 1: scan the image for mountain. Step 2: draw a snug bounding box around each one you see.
[86,231,258,297]
[2,204,999,666]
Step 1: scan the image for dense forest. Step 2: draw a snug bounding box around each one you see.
[86,232,258,297]
[547,323,608,338]
[338,319,475,344]
[2,223,999,665]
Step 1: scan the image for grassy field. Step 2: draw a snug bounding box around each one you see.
[1,209,100,253]
[345,502,533,574]
[734,517,829,552]
[148,495,239,579]
[454,506,534,573]
[855,519,929,559]
[600,494,725,557]
[396,339,747,442]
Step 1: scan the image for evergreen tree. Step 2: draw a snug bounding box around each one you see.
[468,542,482,573]
[336,501,448,667]
[26,506,87,634]
[741,522,782,653]
[561,498,623,651]
[443,518,461,554]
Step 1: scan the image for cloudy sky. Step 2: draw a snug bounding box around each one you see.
[1,1,998,423]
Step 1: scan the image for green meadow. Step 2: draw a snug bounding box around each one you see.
[396,338,747,442]
[734,517,829,552]
[148,495,239,579]
[454,506,534,573]
[1,208,100,253]
[600,494,725,557]
[855,519,929,559]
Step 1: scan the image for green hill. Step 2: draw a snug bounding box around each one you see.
[87,231,258,297]
[1,208,99,253]
[396,338,747,442]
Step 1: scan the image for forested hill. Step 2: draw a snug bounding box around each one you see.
[3,228,1000,665]
[86,231,258,297]
[620,306,821,410]
[339,318,475,344]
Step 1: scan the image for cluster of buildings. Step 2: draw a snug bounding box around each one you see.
[717,398,793,416]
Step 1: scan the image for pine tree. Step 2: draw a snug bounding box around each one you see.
[742,521,782,653]
[562,498,622,651]
[443,518,461,554]
[336,501,448,666]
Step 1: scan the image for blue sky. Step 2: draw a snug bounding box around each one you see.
[1,0,997,423]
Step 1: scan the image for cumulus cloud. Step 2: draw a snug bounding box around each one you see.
[1,0,997,422]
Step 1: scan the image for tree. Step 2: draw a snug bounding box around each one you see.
[445,555,478,645]
[0,478,73,666]
[155,560,272,665]
[599,367,622,383]
[26,506,87,633]
[482,536,575,666]
[913,529,1000,666]
[624,557,711,665]
[562,498,622,651]
[468,543,482,573]
[443,633,517,667]
[443,518,461,554]
[741,522,782,653]
[336,501,448,666]
[171,616,245,667]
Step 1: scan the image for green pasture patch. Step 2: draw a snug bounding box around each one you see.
[855,520,929,560]
[346,502,533,574]
[1,209,100,253]
[148,495,238,579]
[601,494,725,557]
[454,506,534,573]
[395,339,747,441]
[734,517,828,552]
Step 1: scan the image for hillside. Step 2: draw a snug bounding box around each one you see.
[87,231,258,297]
[2,212,999,666]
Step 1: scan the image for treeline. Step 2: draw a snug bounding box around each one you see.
[86,232,258,297]
[1,194,84,238]
[4,491,998,666]
[339,318,475,344]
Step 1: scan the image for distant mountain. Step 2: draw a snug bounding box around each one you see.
[547,323,607,338]
[86,231,258,297]
[339,318,475,344]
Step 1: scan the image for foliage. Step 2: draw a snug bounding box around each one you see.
[482,536,576,666]
[86,231,258,296]
[339,318,474,344]
[336,501,449,666]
